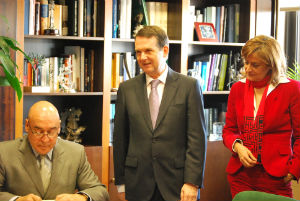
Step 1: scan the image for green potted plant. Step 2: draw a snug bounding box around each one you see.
[286,61,300,81]
[0,16,32,101]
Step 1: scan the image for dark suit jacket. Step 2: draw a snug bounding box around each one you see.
[0,135,109,201]
[113,67,207,201]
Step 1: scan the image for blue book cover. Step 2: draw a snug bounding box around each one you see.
[201,62,208,91]
[112,0,118,38]
[215,6,221,41]
[24,0,29,35]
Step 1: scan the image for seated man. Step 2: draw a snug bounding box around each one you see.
[0,101,109,201]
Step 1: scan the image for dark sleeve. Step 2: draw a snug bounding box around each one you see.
[113,83,130,185]
[184,79,207,188]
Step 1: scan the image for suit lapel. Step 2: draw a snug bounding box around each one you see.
[45,139,64,198]
[155,68,179,129]
[18,135,44,196]
[135,74,153,131]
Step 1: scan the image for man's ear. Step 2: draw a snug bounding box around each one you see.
[163,45,169,58]
[25,118,29,133]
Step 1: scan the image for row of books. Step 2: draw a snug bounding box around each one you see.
[25,0,99,37]
[24,46,95,92]
[111,52,141,91]
[113,0,168,39]
[188,51,242,91]
[188,4,240,42]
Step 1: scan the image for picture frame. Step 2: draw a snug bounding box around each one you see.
[194,22,218,42]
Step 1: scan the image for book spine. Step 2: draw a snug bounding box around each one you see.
[83,0,87,36]
[24,0,30,35]
[68,0,78,36]
[93,0,97,37]
[86,0,92,37]
[40,0,49,35]
[78,0,84,37]
[218,54,228,91]
[112,0,118,38]
[80,47,85,91]
[29,0,36,35]
[234,4,240,43]
[23,60,28,87]
[62,5,68,36]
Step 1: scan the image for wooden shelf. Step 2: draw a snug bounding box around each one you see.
[188,41,244,46]
[25,35,105,41]
[24,92,104,96]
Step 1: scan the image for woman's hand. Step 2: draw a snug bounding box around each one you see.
[283,173,294,183]
[234,142,257,167]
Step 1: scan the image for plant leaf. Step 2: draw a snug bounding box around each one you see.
[0,51,16,76]
[0,76,10,86]
[0,60,22,101]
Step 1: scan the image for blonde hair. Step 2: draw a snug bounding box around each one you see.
[241,35,287,85]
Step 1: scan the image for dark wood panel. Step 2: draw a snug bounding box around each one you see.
[0,0,18,141]
[200,141,232,201]
[0,87,15,141]
[84,146,103,181]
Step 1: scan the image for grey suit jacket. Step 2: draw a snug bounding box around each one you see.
[113,67,207,201]
[0,135,109,201]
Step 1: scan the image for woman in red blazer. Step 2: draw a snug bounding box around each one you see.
[223,35,300,199]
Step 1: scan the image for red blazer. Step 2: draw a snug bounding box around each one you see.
[223,78,300,180]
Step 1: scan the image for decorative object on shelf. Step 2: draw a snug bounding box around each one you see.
[227,52,243,90]
[287,61,300,81]
[60,107,86,144]
[58,55,75,93]
[44,0,59,36]
[29,53,46,86]
[194,22,218,42]
[0,16,32,101]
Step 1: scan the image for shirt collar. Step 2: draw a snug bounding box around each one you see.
[31,143,54,160]
[240,76,290,95]
[146,64,168,86]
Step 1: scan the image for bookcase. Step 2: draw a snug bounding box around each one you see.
[2,0,273,201]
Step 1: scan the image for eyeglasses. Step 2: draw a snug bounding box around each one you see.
[28,122,58,138]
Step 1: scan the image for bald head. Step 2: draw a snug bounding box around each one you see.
[26,101,61,155]
[28,101,60,122]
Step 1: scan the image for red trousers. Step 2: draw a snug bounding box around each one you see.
[227,165,292,198]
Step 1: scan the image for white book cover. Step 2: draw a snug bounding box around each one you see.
[125,0,132,38]
[29,0,36,35]
[53,57,59,92]
[119,0,127,38]
[78,0,84,37]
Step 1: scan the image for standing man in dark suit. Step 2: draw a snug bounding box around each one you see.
[113,25,207,201]
[0,101,109,201]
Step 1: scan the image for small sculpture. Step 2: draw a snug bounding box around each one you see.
[60,107,86,143]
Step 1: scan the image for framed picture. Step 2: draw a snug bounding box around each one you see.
[194,22,218,42]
